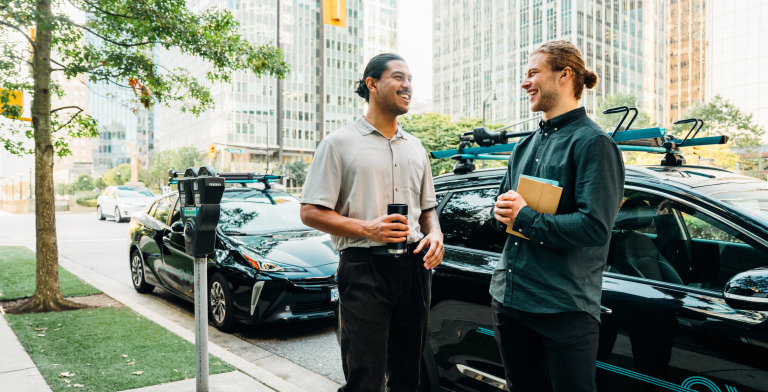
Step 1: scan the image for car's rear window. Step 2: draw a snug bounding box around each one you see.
[218,189,305,233]
[117,186,154,198]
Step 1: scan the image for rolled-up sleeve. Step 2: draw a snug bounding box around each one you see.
[511,135,624,248]
[420,150,437,210]
[300,140,342,210]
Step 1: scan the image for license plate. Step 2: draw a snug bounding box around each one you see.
[330,287,339,302]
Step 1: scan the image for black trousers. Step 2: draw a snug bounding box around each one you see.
[492,299,599,392]
[337,249,432,392]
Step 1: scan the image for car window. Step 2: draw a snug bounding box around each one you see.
[610,189,768,292]
[439,188,507,253]
[152,196,173,225]
[147,201,158,217]
[116,186,155,198]
[105,188,114,197]
[217,189,307,233]
[169,197,181,225]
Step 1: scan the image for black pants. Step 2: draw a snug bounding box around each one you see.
[492,299,599,392]
[337,249,432,392]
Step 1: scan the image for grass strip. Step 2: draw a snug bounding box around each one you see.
[0,246,101,300]
[5,306,234,391]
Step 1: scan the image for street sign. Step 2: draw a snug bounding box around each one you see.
[226,148,246,154]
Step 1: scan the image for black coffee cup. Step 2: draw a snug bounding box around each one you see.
[387,204,408,254]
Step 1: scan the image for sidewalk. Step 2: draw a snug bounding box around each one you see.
[1,246,342,392]
[0,314,52,392]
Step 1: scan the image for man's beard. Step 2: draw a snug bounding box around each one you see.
[531,83,559,113]
[383,92,409,116]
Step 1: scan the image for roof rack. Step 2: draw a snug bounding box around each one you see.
[168,168,282,189]
[430,107,730,174]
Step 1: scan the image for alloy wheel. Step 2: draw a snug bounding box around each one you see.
[210,282,226,324]
[131,254,143,287]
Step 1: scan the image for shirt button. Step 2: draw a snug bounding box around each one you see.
[519,229,522,232]
[540,242,544,245]
[515,242,518,246]
[395,188,399,192]
[394,163,398,167]
[508,269,512,273]
[554,128,557,131]
[544,133,548,137]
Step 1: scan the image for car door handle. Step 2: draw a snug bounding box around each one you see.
[601,305,613,315]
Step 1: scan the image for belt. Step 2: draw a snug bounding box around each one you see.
[342,243,421,257]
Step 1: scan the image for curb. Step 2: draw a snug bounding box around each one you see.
[0,314,53,392]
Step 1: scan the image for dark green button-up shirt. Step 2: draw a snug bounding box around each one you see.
[489,107,624,321]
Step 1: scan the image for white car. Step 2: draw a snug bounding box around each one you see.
[96,185,156,222]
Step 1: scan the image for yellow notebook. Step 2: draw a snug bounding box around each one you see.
[506,175,563,240]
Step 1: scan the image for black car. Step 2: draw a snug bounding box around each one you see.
[128,186,339,332]
[337,164,768,392]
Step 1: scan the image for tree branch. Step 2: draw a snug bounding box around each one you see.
[6,55,32,66]
[67,0,137,20]
[51,106,83,113]
[57,17,159,47]
[54,109,83,132]
[0,21,39,50]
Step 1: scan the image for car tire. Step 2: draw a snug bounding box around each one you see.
[114,207,122,222]
[209,272,237,332]
[130,250,154,293]
[97,206,105,220]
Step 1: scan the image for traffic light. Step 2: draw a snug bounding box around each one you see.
[693,146,700,156]
[323,0,347,28]
[208,144,216,159]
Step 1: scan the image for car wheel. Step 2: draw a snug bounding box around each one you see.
[114,207,122,222]
[209,272,236,332]
[130,250,154,293]
[97,206,105,220]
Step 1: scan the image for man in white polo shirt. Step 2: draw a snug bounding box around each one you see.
[300,53,444,392]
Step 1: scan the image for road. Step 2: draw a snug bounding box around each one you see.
[0,210,345,384]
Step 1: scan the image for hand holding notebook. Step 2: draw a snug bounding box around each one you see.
[505,175,563,240]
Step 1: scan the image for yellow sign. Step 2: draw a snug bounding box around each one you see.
[323,0,347,28]
[0,88,31,122]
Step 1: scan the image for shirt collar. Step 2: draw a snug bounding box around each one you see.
[355,116,407,140]
[538,107,587,134]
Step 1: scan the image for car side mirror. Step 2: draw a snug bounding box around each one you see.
[171,221,184,233]
[723,267,768,311]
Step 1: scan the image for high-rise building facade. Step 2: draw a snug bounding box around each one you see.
[157,0,364,172]
[665,0,706,128]
[432,0,665,129]
[363,0,398,63]
[706,0,768,139]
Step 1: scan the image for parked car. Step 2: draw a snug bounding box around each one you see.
[128,185,339,332]
[97,185,156,222]
[336,164,768,392]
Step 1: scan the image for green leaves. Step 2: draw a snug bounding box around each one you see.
[595,92,655,131]
[674,94,765,152]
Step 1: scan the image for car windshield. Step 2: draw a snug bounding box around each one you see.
[218,189,307,234]
[116,186,155,198]
[711,187,768,224]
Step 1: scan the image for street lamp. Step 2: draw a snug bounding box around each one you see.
[482,90,497,127]
[116,171,121,186]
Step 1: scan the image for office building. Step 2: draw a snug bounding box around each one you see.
[432,0,666,129]
[665,0,706,128]
[157,0,365,171]
[363,0,398,62]
[706,0,768,139]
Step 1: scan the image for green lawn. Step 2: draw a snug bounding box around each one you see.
[5,306,234,392]
[0,246,101,300]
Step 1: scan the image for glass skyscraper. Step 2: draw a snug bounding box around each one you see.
[432,0,665,130]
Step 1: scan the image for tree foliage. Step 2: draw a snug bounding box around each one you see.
[147,146,204,189]
[400,113,505,176]
[282,159,309,187]
[595,92,655,131]
[102,163,150,186]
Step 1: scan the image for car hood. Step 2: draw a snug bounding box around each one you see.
[229,230,338,268]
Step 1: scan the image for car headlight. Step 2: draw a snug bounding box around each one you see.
[240,249,306,273]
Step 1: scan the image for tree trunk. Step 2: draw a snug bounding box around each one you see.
[17,0,85,313]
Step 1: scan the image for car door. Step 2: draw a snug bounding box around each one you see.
[102,187,116,214]
[134,199,166,286]
[430,186,510,391]
[160,196,194,298]
[597,186,768,392]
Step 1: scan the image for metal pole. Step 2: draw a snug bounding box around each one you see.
[194,256,209,392]
[276,0,283,169]
[317,3,324,145]
[482,103,486,127]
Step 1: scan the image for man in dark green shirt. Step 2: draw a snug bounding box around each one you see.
[491,41,624,391]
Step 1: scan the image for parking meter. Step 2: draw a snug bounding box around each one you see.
[177,166,225,256]
[173,165,224,392]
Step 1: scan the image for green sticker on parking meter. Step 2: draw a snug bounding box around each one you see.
[182,207,199,217]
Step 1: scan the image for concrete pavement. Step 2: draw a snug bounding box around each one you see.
[0,313,53,392]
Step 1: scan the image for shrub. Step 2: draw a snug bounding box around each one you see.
[75,191,100,207]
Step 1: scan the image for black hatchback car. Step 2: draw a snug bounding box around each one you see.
[128,186,339,332]
[359,164,768,392]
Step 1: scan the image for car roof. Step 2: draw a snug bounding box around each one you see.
[433,164,768,197]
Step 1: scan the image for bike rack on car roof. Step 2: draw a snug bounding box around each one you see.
[167,169,283,189]
[429,106,730,175]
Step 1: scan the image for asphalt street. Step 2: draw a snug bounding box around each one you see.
[0,210,345,384]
